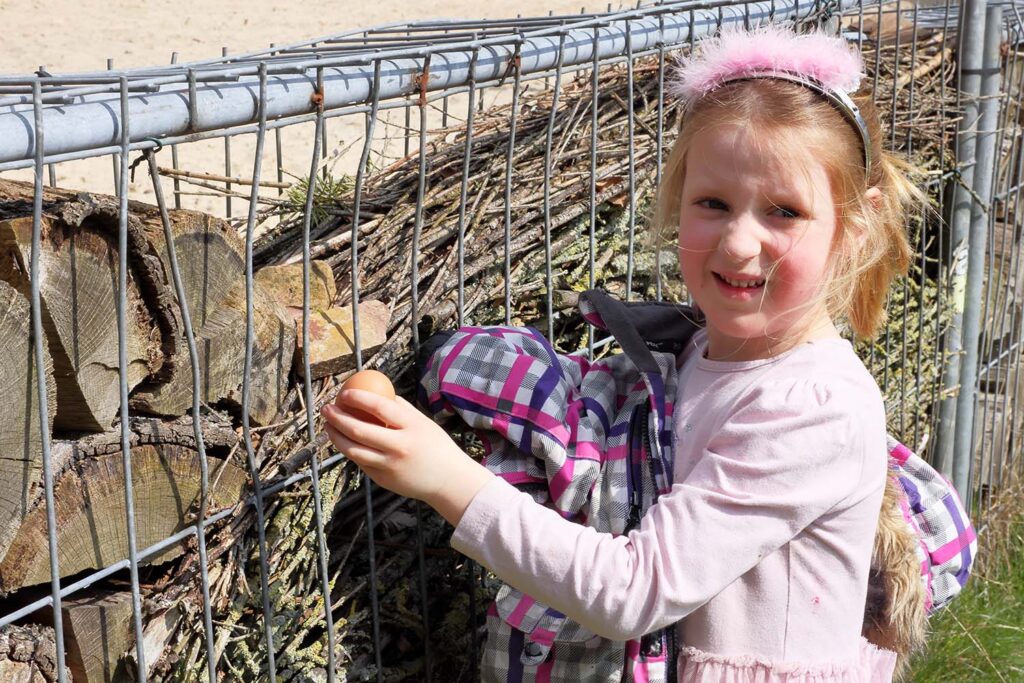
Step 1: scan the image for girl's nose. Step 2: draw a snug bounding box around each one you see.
[719,216,762,261]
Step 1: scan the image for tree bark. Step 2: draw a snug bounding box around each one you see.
[0,625,68,683]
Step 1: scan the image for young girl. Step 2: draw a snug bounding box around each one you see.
[322,25,953,682]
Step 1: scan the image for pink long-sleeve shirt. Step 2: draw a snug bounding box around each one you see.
[451,333,898,681]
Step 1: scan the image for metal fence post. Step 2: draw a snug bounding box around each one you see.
[935,0,988,479]
[953,1,1005,507]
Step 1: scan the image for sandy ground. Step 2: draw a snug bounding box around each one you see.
[0,0,617,226]
[1,1,614,75]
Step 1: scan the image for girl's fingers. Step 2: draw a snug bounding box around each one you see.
[336,389,413,428]
[325,423,391,469]
[393,395,418,411]
[322,403,403,453]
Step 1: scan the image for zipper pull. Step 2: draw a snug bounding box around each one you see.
[626,499,641,532]
[640,631,663,658]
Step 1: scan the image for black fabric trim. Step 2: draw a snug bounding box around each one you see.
[580,289,702,372]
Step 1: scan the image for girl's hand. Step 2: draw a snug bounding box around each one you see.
[320,390,494,525]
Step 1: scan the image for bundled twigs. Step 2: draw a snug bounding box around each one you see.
[253,59,684,370]
[864,29,961,169]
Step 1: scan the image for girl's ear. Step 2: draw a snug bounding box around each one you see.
[851,186,883,248]
[865,186,882,211]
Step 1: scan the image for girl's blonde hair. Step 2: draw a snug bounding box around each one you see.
[652,78,928,339]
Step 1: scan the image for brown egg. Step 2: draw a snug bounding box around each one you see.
[338,369,395,425]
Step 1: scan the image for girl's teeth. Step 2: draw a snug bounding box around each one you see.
[723,276,765,288]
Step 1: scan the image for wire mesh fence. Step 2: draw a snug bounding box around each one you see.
[0,0,1021,680]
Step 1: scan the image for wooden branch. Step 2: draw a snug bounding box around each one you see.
[157,167,291,190]
[895,46,953,93]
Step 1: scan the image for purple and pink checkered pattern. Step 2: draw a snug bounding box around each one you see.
[887,438,977,613]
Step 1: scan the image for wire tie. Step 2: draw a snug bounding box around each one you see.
[128,137,164,182]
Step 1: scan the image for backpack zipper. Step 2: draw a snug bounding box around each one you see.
[625,403,643,534]
[640,400,660,498]
[637,398,679,678]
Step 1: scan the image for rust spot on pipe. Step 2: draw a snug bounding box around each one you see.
[414,63,431,107]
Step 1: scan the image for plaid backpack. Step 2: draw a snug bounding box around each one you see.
[417,289,977,682]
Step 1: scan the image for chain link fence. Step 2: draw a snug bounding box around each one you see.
[0,0,1021,680]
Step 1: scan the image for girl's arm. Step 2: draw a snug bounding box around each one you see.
[322,381,875,641]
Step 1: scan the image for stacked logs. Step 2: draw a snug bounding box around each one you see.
[0,178,390,682]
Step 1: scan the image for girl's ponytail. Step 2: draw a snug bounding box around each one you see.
[826,91,930,340]
[843,147,925,339]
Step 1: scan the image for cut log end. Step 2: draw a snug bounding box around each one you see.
[132,279,296,426]
[0,216,155,433]
[0,444,247,596]
[37,590,137,683]
[0,281,55,565]
[254,260,337,318]
[1,178,294,430]
[295,300,391,379]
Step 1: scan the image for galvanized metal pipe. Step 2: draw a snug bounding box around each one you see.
[935,0,988,478]
[952,1,1005,507]
[0,0,850,167]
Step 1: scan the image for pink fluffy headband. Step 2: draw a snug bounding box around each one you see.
[671,24,872,178]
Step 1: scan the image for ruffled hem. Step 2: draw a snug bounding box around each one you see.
[677,637,896,682]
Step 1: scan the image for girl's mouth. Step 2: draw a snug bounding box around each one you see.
[713,272,766,298]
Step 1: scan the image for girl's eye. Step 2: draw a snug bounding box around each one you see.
[698,198,728,211]
[772,206,801,219]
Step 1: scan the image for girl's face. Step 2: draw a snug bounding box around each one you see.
[677,124,840,361]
